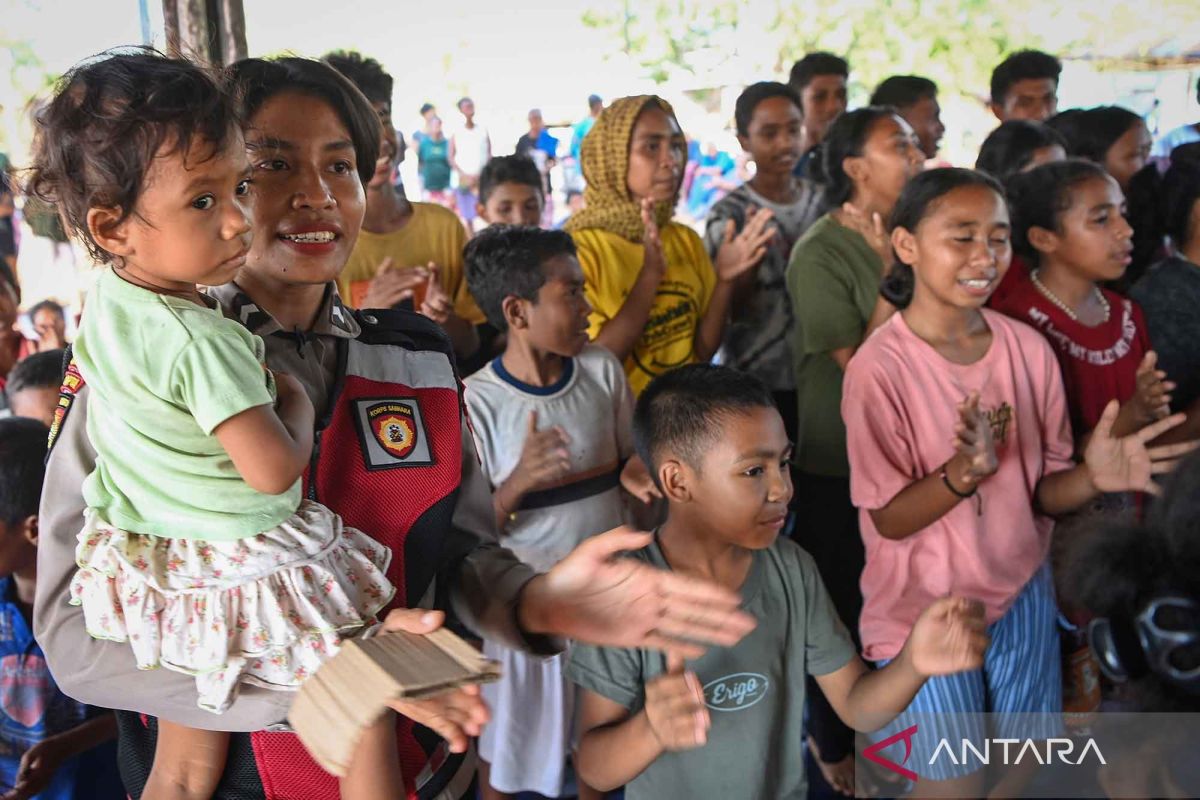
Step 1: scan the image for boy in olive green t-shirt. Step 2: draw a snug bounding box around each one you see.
[566,364,988,800]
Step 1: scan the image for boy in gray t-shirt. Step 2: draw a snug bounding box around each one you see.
[566,364,990,799]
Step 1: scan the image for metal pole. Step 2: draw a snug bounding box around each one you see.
[139,0,152,46]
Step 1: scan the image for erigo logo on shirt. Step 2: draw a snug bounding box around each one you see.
[703,672,770,712]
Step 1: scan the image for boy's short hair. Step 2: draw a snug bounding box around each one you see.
[478,155,544,205]
[869,75,938,110]
[26,49,238,265]
[788,52,849,92]
[990,50,1061,107]
[634,364,775,488]
[322,51,392,109]
[734,82,802,137]
[419,102,435,116]
[7,349,65,397]
[0,418,49,526]
[457,96,473,110]
[463,225,576,332]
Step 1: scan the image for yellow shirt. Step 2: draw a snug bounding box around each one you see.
[573,223,716,395]
[338,202,485,324]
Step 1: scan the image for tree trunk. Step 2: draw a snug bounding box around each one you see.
[162,0,247,66]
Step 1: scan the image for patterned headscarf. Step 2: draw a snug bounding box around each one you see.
[565,95,686,242]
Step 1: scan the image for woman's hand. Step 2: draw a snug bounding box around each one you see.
[840,202,891,266]
[640,199,667,283]
[522,527,757,659]
[379,609,491,753]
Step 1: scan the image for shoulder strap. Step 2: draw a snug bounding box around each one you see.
[46,344,86,457]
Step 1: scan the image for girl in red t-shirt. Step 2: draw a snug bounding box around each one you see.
[994,158,1169,442]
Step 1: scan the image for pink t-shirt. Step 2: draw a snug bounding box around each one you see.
[842,309,1075,661]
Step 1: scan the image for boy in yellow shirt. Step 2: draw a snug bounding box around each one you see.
[324,51,483,359]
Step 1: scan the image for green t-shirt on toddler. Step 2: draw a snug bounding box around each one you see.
[74,268,299,541]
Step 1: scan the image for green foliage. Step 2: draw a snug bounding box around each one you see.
[580,0,1199,105]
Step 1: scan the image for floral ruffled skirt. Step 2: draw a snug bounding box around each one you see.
[69,500,395,713]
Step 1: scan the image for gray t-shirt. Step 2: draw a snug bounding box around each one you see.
[704,182,825,391]
[565,534,856,800]
[1130,256,1200,412]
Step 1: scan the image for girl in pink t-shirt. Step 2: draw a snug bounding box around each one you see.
[842,168,1193,796]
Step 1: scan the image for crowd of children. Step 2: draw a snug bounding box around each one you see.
[0,40,1197,800]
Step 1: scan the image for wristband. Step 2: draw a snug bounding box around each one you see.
[941,461,983,516]
[940,462,977,498]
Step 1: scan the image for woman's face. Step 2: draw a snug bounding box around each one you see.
[241,92,365,287]
[848,114,925,211]
[1104,122,1152,191]
[625,106,686,203]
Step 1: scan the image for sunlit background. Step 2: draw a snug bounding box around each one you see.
[4,0,1198,168]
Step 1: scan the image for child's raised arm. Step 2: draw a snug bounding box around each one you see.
[575,653,709,792]
[815,597,988,733]
[214,371,315,495]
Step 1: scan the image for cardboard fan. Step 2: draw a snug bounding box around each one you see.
[289,628,500,776]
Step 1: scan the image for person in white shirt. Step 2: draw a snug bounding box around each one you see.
[450,96,492,226]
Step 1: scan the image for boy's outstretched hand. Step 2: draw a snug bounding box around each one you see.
[906,597,989,677]
[1085,399,1200,496]
[644,653,710,751]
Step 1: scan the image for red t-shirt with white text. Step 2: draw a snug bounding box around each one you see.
[992,275,1150,436]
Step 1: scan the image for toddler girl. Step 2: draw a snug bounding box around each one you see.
[28,51,398,799]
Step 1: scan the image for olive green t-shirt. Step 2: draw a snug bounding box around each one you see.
[565,535,856,800]
[74,269,299,541]
[786,214,883,477]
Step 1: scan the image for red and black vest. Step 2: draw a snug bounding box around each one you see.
[97,309,481,800]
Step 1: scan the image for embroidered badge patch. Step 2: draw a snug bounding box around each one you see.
[353,398,434,470]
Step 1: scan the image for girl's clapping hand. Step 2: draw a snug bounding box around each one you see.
[1085,400,1200,496]
[953,392,998,485]
[1127,351,1174,427]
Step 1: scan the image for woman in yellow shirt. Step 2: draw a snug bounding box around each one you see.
[565,95,774,395]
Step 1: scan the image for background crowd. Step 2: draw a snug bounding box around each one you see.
[0,36,1198,800]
